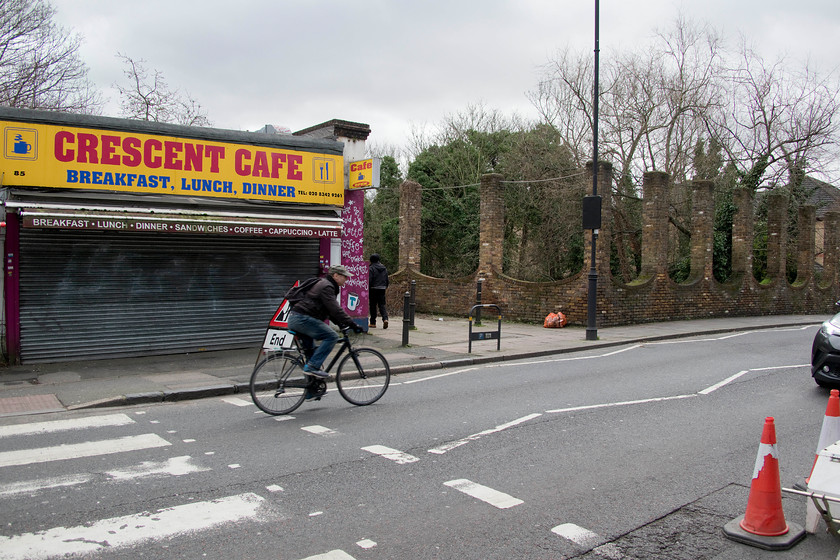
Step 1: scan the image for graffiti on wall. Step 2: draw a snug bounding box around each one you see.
[340,188,368,319]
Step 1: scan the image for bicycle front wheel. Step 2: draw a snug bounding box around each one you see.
[250,353,308,415]
[336,348,390,406]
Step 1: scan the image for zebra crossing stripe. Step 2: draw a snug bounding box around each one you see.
[444,479,523,509]
[0,474,91,497]
[0,413,135,438]
[0,492,266,560]
[0,457,207,497]
[105,455,208,479]
[0,434,171,468]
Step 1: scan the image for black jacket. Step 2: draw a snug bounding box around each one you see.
[291,276,355,328]
[369,262,389,290]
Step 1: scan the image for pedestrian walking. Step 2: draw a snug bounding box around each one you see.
[369,254,389,329]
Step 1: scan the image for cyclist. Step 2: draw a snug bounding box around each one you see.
[287,264,364,380]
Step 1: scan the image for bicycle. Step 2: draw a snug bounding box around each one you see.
[249,326,390,415]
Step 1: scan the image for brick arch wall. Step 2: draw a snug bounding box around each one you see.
[387,164,840,326]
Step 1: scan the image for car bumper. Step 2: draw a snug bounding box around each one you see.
[812,325,840,386]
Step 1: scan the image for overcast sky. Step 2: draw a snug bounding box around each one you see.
[50,0,840,156]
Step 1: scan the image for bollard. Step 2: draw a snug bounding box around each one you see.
[402,291,410,347]
[475,278,484,326]
[409,280,417,329]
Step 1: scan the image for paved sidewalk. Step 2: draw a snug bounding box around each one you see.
[0,314,827,417]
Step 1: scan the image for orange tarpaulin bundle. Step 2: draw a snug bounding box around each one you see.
[543,312,567,328]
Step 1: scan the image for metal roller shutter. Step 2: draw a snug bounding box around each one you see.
[18,229,319,362]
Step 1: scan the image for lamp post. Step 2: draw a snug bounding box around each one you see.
[585,0,601,341]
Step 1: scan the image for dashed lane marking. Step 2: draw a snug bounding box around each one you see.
[299,551,357,559]
[361,445,419,464]
[551,523,624,559]
[444,479,523,509]
[220,396,252,407]
[302,425,337,436]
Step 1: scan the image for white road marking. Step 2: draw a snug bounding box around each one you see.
[356,539,377,549]
[302,425,336,436]
[546,394,694,414]
[0,434,171,468]
[428,413,541,454]
[0,413,135,438]
[0,492,266,560]
[402,368,478,383]
[105,456,208,479]
[699,370,750,395]
[0,475,91,497]
[266,484,283,492]
[0,456,207,496]
[220,396,252,407]
[649,331,752,344]
[361,445,419,464]
[551,523,624,559]
[300,551,357,560]
[699,364,806,394]
[490,346,642,368]
[444,479,523,509]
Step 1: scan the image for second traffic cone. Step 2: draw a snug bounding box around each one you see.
[807,389,840,484]
[723,417,805,550]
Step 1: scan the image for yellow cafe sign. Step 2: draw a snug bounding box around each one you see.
[1,120,345,206]
[348,157,380,190]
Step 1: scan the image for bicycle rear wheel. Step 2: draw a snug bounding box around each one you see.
[250,352,308,415]
[336,348,390,406]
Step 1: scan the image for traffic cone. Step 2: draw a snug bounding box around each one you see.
[807,389,840,484]
[723,417,805,550]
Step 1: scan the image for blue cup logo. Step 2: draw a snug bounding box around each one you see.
[13,134,31,154]
[347,292,359,311]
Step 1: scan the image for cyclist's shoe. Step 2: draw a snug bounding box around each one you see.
[304,391,322,402]
[303,365,329,379]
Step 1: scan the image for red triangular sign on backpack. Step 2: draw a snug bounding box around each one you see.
[269,281,298,329]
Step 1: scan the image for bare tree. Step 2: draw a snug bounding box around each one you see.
[0,0,100,112]
[529,15,723,186]
[114,53,211,126]
[711,42,840,192]
[527,47,594,169]
[528,15,840,281]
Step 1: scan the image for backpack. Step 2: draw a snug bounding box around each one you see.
[283,277,321,305]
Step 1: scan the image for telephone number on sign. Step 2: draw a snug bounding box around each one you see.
[297,190,341,198]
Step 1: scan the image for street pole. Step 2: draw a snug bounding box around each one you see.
[586,0,600,341]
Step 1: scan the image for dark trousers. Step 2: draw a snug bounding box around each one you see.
[370,288,388,323]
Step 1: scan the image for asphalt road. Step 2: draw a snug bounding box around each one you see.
[0,324,837,559]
